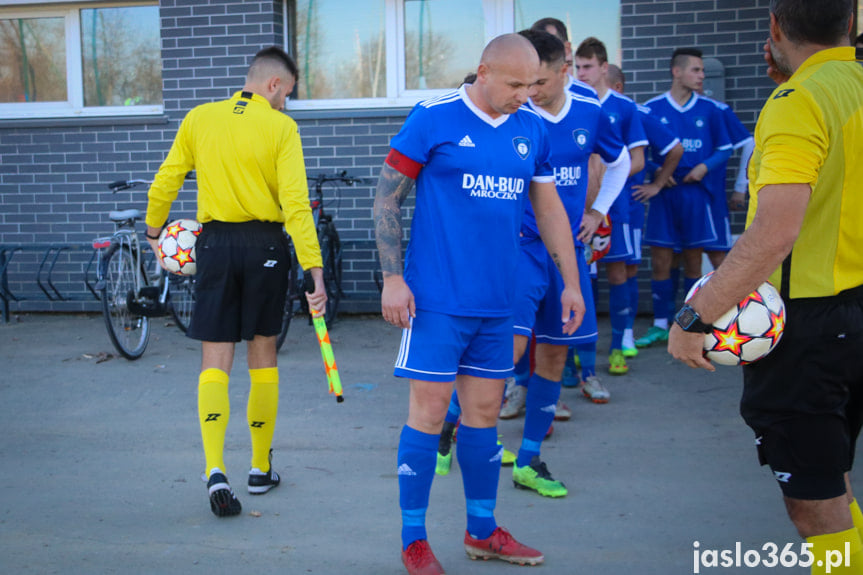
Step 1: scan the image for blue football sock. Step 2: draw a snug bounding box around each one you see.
[517,374,561,467]
[670,267,681,308]
[445,390,461,425]
[626,276,639,331]
[575,342,597,379]
[609,282,629,352]
[651,279,673,327]
[456,425,500,540]
[398,426,439,549]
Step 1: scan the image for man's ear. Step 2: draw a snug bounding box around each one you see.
[769,12,782,44]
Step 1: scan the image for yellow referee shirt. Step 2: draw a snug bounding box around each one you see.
[146,91,322,270]
[747,47,863,299]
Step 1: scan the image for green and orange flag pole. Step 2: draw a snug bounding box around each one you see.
[311,308,344,403]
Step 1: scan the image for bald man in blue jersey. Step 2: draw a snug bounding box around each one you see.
[374,33,584,575]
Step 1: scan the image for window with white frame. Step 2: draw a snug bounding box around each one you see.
[284,0,620,110]
[0,2,162,119]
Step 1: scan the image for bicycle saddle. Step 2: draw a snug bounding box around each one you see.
[109,209,142,222]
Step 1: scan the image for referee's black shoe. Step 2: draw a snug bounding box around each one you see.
[248,450,281,495]
[207,469,242,517]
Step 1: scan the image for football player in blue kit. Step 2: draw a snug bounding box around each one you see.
[574,37,648,375]
[529,18,598,100]
[700,98,754,268]
[635,48,733,348]
[374,34,584,575]
[605,64,684,357]
[505,29,630,498]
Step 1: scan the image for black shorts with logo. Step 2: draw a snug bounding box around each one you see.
[740,285,863,500]
[186,221,291,342]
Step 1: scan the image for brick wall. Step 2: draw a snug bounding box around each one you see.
[1,0,780,318]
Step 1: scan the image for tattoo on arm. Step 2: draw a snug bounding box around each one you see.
[550,252,563,273]
[373,164,415,276]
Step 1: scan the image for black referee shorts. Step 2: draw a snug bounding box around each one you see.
[740,285,863,500]
[186,221,291,342]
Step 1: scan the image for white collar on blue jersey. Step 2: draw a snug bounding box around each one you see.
[527,93,572,124]
[459,84,512,128]
[663,90,700,113]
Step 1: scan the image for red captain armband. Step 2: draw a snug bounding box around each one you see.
[385,149,423,180]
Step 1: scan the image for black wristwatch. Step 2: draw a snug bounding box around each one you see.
[674,304,713,333]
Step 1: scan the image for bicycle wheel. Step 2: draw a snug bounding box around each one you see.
[168,274,195,333]
[275,247,298,352]
[320,227,342,328]
[100,243,150,359]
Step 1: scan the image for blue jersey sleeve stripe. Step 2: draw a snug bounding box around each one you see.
[733,135,754,150]
[659,137,681,157]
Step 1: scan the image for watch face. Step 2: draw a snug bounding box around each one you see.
[677,308,696,328]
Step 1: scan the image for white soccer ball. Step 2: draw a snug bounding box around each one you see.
[685,272,786,366]
[158,219,202,276]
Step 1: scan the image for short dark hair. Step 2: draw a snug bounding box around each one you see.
[770,0,852,45]
[251,46,299,81]
[575,37,608,65]
[530,17,568,43]
[671,47,703,70]
[518,28,566,67]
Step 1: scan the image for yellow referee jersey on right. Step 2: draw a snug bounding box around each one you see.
[146,91,322,271]
[746,47,863,299]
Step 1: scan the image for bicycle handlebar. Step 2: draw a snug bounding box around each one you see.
[107,172,196,193]
[108,179,151,192]
[307,170,370,187]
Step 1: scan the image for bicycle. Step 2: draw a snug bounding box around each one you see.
[94,178,196,360]
[276,171,367,351]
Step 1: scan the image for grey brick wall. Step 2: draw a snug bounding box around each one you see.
[0,0,789,318]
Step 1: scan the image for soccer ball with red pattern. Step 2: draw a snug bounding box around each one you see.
[685,272,786,366]
[158,219,201,276]
[586,215,612,264]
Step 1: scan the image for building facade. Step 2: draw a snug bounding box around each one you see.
[0,0,826,317]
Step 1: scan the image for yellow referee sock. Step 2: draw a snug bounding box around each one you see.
[807,527,863,574]
[851,499,863,539]
[198,368,230,478]
[248,367,279,472]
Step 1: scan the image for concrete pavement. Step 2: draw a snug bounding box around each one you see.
[1,312,847,574]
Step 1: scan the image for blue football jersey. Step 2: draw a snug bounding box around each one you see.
[701,98,753,201]
[600,90,649,222]
[389,86,554,317]
[643,92,732,181]
[632,103,681,190]
[567,76,598,99]
[521,92,626,246]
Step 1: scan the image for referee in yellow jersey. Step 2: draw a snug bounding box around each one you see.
[145,46,325,517]
[669,1,863,572]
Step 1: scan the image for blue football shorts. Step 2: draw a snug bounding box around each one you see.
[512,239,598,345]
[393,310,514,382]
[644,183,717,249]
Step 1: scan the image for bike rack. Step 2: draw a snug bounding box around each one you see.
[0,243,101,323]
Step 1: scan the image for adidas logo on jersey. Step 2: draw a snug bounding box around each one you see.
[397,463,417,476]
[458,135,476,147]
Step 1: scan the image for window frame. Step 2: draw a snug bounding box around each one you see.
[0,1,163,120]
[283,0,519,111]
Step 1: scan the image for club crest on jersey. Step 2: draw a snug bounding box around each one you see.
[512,137,531,160]
[694,116,706,128]
[572,129,589,149]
